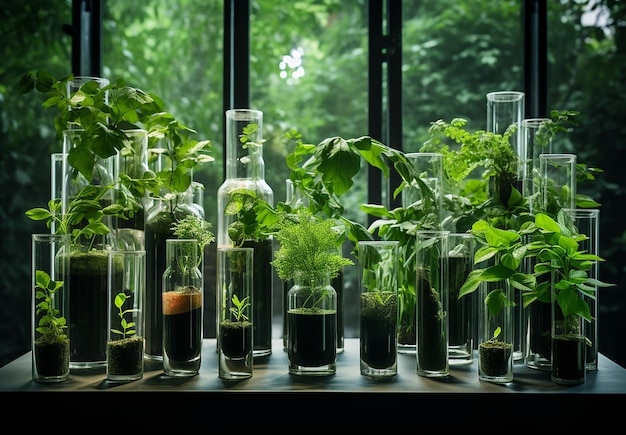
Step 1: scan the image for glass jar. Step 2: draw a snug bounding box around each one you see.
[162,239,203,377]
[447,233,475,366]
[478,256,514,384]
[287,270,337,376]
[31,234,71,383]
[415,230,449,378]
[358,241,399,378]
[217,109,274,357]
[144,188,203,360]
[106,249,145,382]
[217,247,254,380]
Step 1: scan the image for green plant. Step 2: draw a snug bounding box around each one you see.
[20,70,214,242]
[359,244,397,306]
[420,111,602,232]
[422,117,519,187]
[491,326,502,341]
[34,270,68,341]
[111,292,139,339]
[229,294,251,322]
[272,209,353,284]
[281,132,437,343]
[523,211,614,328]
[171,214,215,267]
[25,186,123,249]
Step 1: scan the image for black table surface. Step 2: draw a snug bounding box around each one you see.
[2,338,625,427]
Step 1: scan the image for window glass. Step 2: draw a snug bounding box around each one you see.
[402,0,523,149]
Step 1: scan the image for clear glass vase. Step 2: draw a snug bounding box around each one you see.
[107,250,145,382]
[522,117,552,214]
[447,233,475,366]
[68,240,112,369]
[398,153,444,354]
[478,255,514,384]
[31,234,71,383]
[115,129,150,251]
[162,239,203,377]
[415,230,449,377]
[567,208,600,371]
[144,188,203,361]
[217,247,254,380]
[287,270,337,376]
[217,109,274,357]
[551,283,586,385]
[358,241,399,378]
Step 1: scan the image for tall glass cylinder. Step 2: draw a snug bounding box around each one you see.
[282,179,302,350]
[218,247,254,380]
[568,208,600,371]
[61,128,116,239]
[162,239,203,377]
[217,109,274,357]
[415,230,449,377]
[486,91,526,210]
[486,91,525,158]
[551,279,586,385]
[523,118,552,214]
[539,153,577,214]
[358,241,399,378]
[31,234,71,383]
[107,250,145,382]
[525,154,578,371]
[478,257,514,384]
[115,129,150,250]
[144,188,202,361]
[402,152,444,222]
[50,153,64,234]
[524,261,553,371]
[287,270,337,376]
[447,233,475,366]
[66,76,110,102]
[68,242,111,369]
[487,92,525,361]
[398,153,443,355]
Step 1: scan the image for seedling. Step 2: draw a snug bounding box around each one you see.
[111,292,139,339]
[491,326,502,341]
[229,294,250,322]
[34,270,68,340]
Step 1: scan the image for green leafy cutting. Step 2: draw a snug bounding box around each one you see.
[20,70,214,242]
[229,294,251,322]
[110,292,139,339]
[34,270,68,341]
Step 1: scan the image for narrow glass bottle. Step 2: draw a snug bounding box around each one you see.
[218,247,254,380]
[415,230,449,378]
[217,109,274,357]
[144,188,202,361]
[31,234,71,383]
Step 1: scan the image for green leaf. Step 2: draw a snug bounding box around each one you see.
[315,137,361,196]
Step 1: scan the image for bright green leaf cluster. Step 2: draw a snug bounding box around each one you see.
[110,292,139,339]
[271,209,353,283]
[20,70,215,243]
[229,294,251,322]
[34,270,68,341]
